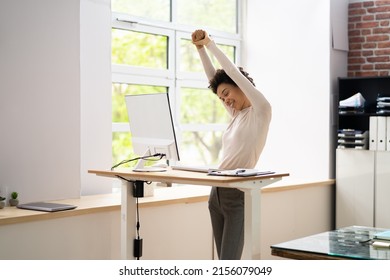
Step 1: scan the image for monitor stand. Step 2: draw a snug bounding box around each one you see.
[133,166,167,172]
[132,149,167,172]
[132,149,173,186]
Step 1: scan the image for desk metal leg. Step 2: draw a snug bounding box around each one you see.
[121,181,136,260]
[238,178,281,260]
[241,188,261,260]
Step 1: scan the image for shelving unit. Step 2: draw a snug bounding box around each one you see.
[338,76,390,133]
[336,76,390,229]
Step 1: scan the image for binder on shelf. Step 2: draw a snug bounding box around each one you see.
[377,116,387,151]
[369,116,378,151]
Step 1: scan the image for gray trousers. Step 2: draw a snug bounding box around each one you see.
[208,186,244,260]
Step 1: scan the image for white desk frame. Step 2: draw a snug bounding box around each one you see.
[89,169,288,260]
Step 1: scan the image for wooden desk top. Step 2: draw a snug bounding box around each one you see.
[88,168,289,188]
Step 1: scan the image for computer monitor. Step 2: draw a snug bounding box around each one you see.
[125,93,180,171]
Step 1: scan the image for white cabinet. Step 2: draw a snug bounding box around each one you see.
[336,149,375,228]
[375,151,390,228]
[336,149,390,228]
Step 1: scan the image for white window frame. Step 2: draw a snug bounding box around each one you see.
[112,17,175,80]
[111,1,243,164]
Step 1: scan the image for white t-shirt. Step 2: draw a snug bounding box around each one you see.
[198,40,272,170]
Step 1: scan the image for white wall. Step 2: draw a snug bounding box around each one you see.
[330,0,349,177]
[261,183,333,259]
[80,0,113,195]
[245,0,348,181]
[0,0,82,202]
[0,0,112,203]
[0,211,121,259]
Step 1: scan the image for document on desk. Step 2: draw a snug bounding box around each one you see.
[374,230,390,240]
[208,168,275,177]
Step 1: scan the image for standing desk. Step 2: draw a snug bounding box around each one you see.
[88,168,288,260]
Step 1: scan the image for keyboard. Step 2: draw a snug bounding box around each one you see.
[170,164,218,173]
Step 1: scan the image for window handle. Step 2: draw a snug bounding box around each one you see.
[116,16,138,25]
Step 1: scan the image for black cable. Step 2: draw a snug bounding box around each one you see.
[111,153,166,170]
[135,196,141,260]
[136,197,140,237]
[115,175,152,186]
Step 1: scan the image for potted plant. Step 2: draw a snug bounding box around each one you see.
[9,192,19,206]
[0,197,5,209]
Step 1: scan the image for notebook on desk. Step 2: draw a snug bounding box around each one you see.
[374,230,390,240]
[208,169,275,177]
[17,202,77,212]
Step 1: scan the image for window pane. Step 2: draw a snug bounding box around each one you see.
[177,0,237,33]
[180,39,236,73]
[112,29,168,69]
[112,83,167,123]
[112,132,134,167]
[180,87,229,124]
[112,0,170,22]
[180,131,223,165]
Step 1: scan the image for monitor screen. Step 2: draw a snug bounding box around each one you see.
[125,93,180,171]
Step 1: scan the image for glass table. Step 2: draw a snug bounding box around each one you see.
[271,226,390,260]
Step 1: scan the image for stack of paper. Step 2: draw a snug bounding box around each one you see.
[374,230,390,240]
[337,129,368,149]
[376,93,390,114]
[339,92,365,114]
